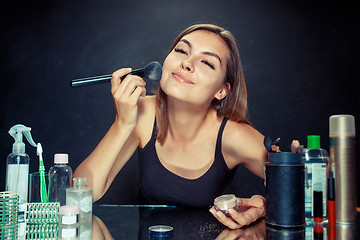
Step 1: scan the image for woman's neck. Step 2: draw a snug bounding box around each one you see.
[166,98,215,142]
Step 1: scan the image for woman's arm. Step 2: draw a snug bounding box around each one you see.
[222,121,268,178]
[210,120,268,229]
[73,68,147,202]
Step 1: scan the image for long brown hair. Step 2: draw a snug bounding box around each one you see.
[155,23,251,144]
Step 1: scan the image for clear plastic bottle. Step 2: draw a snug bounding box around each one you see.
[48,154,73,206]
[5,124,37,221]
[303,135,328,225]
[6,153,29,216]
[66,177,92,221]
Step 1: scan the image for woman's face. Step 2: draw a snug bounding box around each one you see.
[160,30,230,106]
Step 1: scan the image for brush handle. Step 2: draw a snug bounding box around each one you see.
[70,67,145,87]
[39,163,49,203]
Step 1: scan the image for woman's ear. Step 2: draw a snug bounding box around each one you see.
[215,83,231,100]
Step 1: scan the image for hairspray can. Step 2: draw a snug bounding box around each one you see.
[329,114,356,224]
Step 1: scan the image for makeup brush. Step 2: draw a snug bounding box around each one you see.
[70,61,162,87]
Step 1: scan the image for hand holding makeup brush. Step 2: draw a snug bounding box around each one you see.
[111,68,147,130]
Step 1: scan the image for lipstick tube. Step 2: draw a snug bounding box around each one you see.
[327,176,336,227]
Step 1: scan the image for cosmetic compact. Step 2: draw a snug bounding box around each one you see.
[213,194,239,213]
[149,225,173,240]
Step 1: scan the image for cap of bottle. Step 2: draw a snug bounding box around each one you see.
[54,153,69,164]
[329,115,355,137]
[307,135,321,149]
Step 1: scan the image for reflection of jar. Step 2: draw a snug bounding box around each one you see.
[265,152,305,228]
[266,225,305,240]
[66,178,92,221]
[213,194,238,214]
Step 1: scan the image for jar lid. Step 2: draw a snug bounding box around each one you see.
[59,205,80,215]
[149,225,173,238]
[268,152,302,164]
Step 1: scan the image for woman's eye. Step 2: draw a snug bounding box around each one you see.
[174,48,187,55]
[201,60,215,70]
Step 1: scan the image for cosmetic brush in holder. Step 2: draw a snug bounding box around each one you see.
[25,202,60,224]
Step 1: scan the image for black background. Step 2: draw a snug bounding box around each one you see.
[1,0,359,205]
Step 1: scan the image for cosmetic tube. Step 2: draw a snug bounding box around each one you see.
[327,176,336,227]
[329,115,357,224]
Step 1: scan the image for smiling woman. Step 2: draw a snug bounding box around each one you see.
[159,30,230,112]
[73,23,267,229]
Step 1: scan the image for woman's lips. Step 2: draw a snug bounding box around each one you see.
[172,72,194,84]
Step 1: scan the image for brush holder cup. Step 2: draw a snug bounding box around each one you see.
[265,152,305,228]
[28,172,56,203]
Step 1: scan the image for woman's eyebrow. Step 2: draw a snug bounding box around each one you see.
[179,39,222,64]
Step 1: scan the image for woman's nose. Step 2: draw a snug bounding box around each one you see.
[181,58,194,72]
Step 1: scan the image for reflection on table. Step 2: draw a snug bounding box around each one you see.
[92,205,359,240]
[92,205,265,240]
[8,205,359,239]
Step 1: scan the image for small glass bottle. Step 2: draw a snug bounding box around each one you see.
[48,153,73,205]
[66,177,92,221]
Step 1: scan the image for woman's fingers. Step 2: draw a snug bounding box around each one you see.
[209,207,242,229]
[239,195,266,218]
[109,68,147,128]
[111,68,132,94]
[113,75,146,101]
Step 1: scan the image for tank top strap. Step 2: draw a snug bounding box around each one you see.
[215,117,229,154]
[151,117,157,138]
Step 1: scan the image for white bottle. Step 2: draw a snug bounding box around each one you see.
[66,177,92,221]
[48,153,73,206]
[5,124,37,221]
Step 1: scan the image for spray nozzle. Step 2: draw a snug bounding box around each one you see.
[9,124,37,154]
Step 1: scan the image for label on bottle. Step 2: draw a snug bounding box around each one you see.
[304,162,327,217]
[79,196,92,213]
[6,164,29,205]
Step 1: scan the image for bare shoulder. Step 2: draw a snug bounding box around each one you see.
[222,120,267,176]
[136,96,156,147]
[223,120,264,147]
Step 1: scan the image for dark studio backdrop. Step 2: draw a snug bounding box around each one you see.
[1,0,359,206]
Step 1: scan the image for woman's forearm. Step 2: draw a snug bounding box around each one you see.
[73,121,139,202]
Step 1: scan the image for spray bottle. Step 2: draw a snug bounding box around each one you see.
[5,124,37,220]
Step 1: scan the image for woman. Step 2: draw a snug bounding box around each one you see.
[74,23,268,229]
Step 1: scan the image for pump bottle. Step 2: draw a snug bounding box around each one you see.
[5,124,37,220]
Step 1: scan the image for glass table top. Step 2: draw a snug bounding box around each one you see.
[4,205,359,239]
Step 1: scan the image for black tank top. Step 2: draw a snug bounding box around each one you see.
[138,117,236,208]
